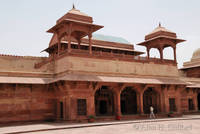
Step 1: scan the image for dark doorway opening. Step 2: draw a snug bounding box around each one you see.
[198,93,200,110]
[143,87,159,114]
[95,86,114,116]
[121,100,126,114]
[60,102,63,119]
[169,98,176,112]
[188,99,194,111]
[121,87,137,115]
[100,100,107,114]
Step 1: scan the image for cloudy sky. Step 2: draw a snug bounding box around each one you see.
[0,0,200,68]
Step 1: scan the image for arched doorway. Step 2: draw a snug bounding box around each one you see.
[143,87,160,114]
[95,86,114,116]
[198,93,200,110]
[121,87,137,115]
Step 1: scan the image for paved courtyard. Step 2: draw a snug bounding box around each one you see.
[29,119,199,134]
[1,115,200,134]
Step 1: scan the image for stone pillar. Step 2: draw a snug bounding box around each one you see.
[173,46,177,62]
[165,95,169,113]
[137,93,141,113]
[87,95,95,116]
[159,47,163,60]
[88,33,92,54]
[56,100,61,120]
[176,97,181,113]
[139,92,144,114]
[174,86,181,113]
[57,35,61,56]
[111,50,113,56]
[65,96,71,120]
[147,47,150,59]
[67,34,71,53]
[163,85,169,113]
[158,93,162,113]
[161,85,167,113]
[193,90,198,111]
[115,91,121,116]
[67,23,72,53]
[78,39,81,49]
[63,97,67,120]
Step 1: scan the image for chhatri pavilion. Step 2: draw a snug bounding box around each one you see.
[0,6,200,123]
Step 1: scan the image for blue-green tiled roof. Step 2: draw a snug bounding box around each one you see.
[86,34,131,44]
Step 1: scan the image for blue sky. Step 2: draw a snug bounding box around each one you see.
[0,0,200,68]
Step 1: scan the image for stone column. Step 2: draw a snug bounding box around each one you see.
[87,95,95,116]
[114,91,121,116]
[139,92,144,114]
[175,86,182,113]
[147,47,150,59]
[78,39,81,49]
[159,47,163,60]
[176,97,181,113]
[56,100,60,120]
[88,33,92,54]
[57,35,61,56]
[65,96,71,120]
[137,93,141,113]
[67,34,71,53]
[193,90,198,111]
[173,46,177,62]
[161,85,167,113]
[63,97,67,120]
[164,86,169,113]
[67,23,72,53]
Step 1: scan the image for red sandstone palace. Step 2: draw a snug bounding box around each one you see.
[0,6,200,123]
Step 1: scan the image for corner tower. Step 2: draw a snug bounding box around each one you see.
[47,5,103,56]
[137,23,185,63]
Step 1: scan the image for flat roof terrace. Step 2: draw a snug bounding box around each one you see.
[35,43,176,69]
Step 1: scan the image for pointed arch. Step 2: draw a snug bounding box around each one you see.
[149,48,160,58]
[143,87,160,114]
[120,87,137,115]
[95,86,114,116]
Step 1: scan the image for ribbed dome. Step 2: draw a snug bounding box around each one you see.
[192,48,200,60]
[56,5,93,24]
[68,8,89,17]
[145,23,177,40]
[147,25,174,35]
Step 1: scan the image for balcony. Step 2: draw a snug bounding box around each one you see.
[35,48,176,69]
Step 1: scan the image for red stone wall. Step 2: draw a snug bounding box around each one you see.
[185,67,200,78]
[180,88,198,113]
[0,81,198,123]
[0,84,56,123]
[65,82,94,121]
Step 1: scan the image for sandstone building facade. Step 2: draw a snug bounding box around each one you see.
[0,6,200,123]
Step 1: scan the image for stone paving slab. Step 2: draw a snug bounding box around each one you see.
[31,118,200,134]
[0,115,200,134]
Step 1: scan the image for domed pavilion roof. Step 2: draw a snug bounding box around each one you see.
[56,5,93,24]
[192,48,200,60]
[145,23,177,40]
[182,48,200,69]
[137,23,185,48]
[148,25,174,34]
[68,7,89,17]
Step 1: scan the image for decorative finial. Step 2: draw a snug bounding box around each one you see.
[72,3,75,9]
[159,22,161,27]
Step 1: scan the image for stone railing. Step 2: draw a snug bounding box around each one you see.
[35,48,176,68]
